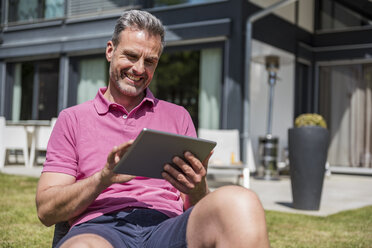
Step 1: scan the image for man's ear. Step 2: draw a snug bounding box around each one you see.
[106,41,114,62]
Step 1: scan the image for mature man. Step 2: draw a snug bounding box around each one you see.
[36,10,269,248]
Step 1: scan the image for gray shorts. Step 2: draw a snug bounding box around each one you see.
[56,207,193,248]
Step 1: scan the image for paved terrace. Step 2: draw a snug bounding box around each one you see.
[1,165,372,216]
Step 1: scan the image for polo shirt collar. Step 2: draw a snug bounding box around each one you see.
[93,87,155,115]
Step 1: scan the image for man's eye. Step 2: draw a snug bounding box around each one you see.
[126,54,137,60]
[145,60,155,65]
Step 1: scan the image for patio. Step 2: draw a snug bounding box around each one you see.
[208,174,372,216]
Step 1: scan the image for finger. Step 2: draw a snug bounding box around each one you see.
[161,171,190,194]
[107,146,119,165]
[116,140,134,158]
[183,152,206,176]
[172,156,199,180]
[111,140,134,167]
[117,174,136,182]
[202,150,214,168]
[114,153,121,164]
[163,163,195,190]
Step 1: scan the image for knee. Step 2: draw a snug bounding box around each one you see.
[189,186,269,247]
[210,185,263,211]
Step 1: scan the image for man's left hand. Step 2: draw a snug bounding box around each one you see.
[162,151,212,207]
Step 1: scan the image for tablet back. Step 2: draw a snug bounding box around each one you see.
[113,129,216,179]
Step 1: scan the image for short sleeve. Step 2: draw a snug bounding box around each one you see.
[42,110,79,177]
[181,107,197,138]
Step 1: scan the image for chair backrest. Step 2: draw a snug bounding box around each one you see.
[52,221,70,248]
[198,128,240,165]
[36,118,57,150]
[3,123,29,148]
[0,116,29,167]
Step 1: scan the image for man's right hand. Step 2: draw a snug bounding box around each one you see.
[98,140,136,187]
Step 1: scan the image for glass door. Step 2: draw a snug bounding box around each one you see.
[37,60,59,120]
[319,63,372,168]
[10,59,59,121]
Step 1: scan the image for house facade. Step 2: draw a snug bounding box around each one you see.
[0,0,371,173]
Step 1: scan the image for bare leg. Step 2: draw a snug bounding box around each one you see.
[59,234,113,248]
[186,185,269,248]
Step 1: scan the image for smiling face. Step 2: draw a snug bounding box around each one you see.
[106,28,162,102]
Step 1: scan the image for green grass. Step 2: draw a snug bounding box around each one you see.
[0,173,53,247]
[1,173,371,248]
[266,207,372,248]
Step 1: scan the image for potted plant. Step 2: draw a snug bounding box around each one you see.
[288,113,330,210]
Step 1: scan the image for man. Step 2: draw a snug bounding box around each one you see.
[36,10,269,248]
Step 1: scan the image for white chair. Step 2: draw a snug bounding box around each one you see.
[0,116,30,168]
[198,128,252,188]
[29,118,57,166]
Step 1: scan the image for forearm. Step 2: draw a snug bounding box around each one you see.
[36,172,108,227]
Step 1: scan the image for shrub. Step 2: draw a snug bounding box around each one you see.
[294,113,327,128]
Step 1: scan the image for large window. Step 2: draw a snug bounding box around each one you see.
[67,0,138,18]
[317,0,372,31]
[77,58,108,104]
[68,56,108,106]
[153,0,216,7]
[151,50,201,126]
[10,59,59,121]
[151,48,222,130]
[8,0,65,24]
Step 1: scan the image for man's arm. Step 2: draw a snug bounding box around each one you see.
[36,142,135,227]
[162,151,212,209]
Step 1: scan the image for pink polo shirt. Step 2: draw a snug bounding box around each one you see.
[42,88,196,227]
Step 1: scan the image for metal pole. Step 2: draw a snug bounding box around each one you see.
[242,0,299,166]
[241,20,252,164]
[267,71,276,135]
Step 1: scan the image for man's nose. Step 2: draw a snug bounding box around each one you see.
[133,59,145,74]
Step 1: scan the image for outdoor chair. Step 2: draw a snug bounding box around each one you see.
[52,221,70,247]
[0,116,30,168]
[198,128,254,188]
[30,118,57,166]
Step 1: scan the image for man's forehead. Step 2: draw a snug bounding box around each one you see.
[120,27,161,40]
[118,29,162,55]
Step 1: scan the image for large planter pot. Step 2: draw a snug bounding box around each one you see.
[288,126,329,210]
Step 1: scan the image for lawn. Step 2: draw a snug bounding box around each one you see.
[1,173,371,248]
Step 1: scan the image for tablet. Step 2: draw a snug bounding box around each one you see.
[113,128,217,179]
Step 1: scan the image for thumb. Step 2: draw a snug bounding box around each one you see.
[202,150,214,168]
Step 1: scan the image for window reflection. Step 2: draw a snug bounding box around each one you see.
[151,48,222,129]
[8,0,64,24]
[318,0,372,31]
[151,51,200,127]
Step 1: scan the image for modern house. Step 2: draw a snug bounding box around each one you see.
[0,0,371,174]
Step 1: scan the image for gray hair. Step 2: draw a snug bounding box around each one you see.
[112,10,165,52]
